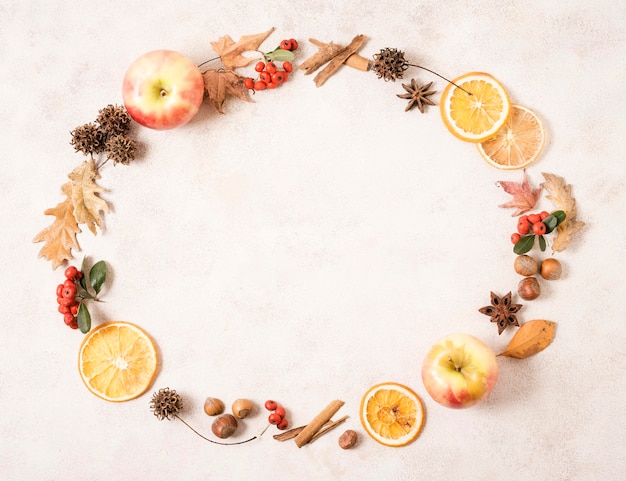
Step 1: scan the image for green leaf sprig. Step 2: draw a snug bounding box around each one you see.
[514,210,566,255]
[76,258,108,333]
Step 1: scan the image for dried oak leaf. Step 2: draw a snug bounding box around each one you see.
[202,69,252,113]
[68,159,110,235]
[541,172,585,252]
[497,170,542,216]
[33,182,82,269]
[210,27,275,71]
[497,319,557,359]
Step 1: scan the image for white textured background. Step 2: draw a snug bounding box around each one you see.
[1,1,625,480]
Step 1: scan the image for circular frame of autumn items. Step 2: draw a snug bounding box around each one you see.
[34,28,584,449]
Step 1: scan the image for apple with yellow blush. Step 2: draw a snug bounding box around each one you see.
[421,333,498,408]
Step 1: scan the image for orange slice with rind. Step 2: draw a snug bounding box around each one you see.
[78,321,158,402]
[360,382,425,447]
[477,103,546,169]
[440,72,511,143]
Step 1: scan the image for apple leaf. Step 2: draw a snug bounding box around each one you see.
[68,159,109,235]
[33,182,82,269]
[210,27,275,71]
[541,172,585,252]
[202,69,252,113]
[497,170,542,216]
[497,319,557,359]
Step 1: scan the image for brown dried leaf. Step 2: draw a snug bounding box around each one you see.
[33,182,82,269]
[497,319,557,359]
[497,170,542,216]
[542,172,585,251]
[202,69,252,113]
[68,159,109,235]
[210,27,275,70]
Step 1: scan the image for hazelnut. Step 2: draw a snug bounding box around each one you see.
[540,258,562,280]
[514,255,538,276]
[211,413,238,439]
[203,397,225,416]
[232,398,254,419]
[517,276,541,300]
[338,429,358,449]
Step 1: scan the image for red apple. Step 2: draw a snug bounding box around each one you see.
[122,49,204,130]
[421,333,498,409]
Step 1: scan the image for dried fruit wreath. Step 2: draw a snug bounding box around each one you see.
[34,28,584,449]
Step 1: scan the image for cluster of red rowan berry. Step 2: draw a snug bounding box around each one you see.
[264,399,289,430]
[510,211,551,244]
[243,38,298,91]
[56,266,83,329]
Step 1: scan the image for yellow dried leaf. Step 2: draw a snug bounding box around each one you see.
[542,172,585,252]
[33,182,82,269]
[68,159,109,235]
[497,319,557,359]
[202,69,252,113]
[210,27,275,71]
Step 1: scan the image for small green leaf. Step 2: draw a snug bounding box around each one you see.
[543,214,558,233]
[89,260,107,295]
[514,235,535,255]
[552,210,566,224]
[77,303,91,334]
[79,256,88,290]
[265,49,295,62]
[539,235,547,251]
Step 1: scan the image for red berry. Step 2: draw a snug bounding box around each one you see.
[539,211,550,220]
[259,71,272,83]
[289,38,298,50]
[268,413,282,425]
[243,77,254,89]
[265,62,277,73]
[63,279,75,288]
[283,61,293,73]
[63,313,75,326]
[528,213,541,224]
[70,303,79,315]
[58,305,70,314]
[254,61,265,72]
[272,72,286,84]
[280,39,292,50]
[264,400,278,411]
[65,266,79,280]
[254,80,267,91]
[266,82,278,89]
[69,319,79,330]
[57,296,64,305]
[274,406,285,418]
[533,222,547,235]
[517,220,530,235]
[511,233,521,244]
[61,285,77,299]
[56,283,65,297]
[59,296,74,307]
[277,418,289,430]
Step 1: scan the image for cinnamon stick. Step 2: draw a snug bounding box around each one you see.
[313,35,368,87]
[308,415,348,444]
[293,400,344,448]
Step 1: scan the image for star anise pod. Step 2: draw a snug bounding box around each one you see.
[479,291,522,335]
[397,79,436,113]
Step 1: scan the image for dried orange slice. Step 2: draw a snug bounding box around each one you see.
[477,104,545,169]
[360,382,425,447]
[78,321,158,402]
[440,72,510,142]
